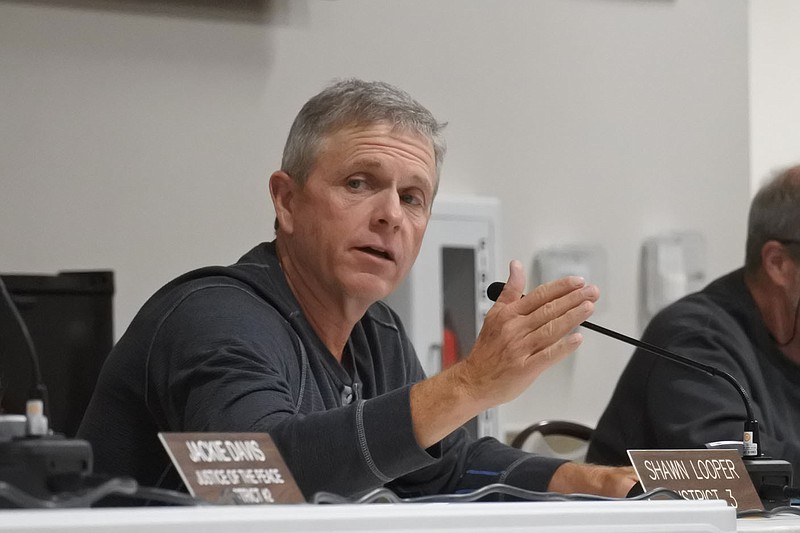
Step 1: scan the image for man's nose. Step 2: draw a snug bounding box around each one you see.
[373,190,403,230]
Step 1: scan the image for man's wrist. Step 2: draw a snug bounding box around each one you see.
[446,359,491,413]
[409,366,484,449]
[547,462,638,497]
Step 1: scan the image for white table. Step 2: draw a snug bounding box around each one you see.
[738,513,800,532]
[0,500,742,533]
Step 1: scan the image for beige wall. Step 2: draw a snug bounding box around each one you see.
[0,0,750,433]
[749,0,800,193]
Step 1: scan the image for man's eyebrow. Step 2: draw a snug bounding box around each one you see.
[349,157,434,191]
[352,157,384,170]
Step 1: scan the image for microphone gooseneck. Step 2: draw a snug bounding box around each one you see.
[0,275,49,436]
[486,280,761,458]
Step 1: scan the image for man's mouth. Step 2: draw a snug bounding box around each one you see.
[357,246,394,261]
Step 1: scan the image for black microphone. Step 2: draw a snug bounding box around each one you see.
[0,275,48,436]
[0,275,94,507]
[486,281,762,459]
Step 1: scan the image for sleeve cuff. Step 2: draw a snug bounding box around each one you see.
[359,384,437,479]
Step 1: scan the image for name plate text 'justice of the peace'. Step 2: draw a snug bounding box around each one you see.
[628,449,762,510]
[159,432,305,505]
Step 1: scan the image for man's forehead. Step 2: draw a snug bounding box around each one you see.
[322,120,429,144]
[321,123,435,163]
[309,122,439,196]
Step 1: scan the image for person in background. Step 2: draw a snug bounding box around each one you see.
[79,78,637,501]
[587,165,800,475]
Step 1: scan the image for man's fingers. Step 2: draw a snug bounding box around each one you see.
[515,283,598,336]
[494,260,525,304]
[523,325,585,367]
[467,262,601,407]
[509,300,594,368]
[513,276,590,317]
[491,265,600,351]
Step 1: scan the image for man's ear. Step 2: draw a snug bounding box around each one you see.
[761,241,795,289]
[270,170,297,234]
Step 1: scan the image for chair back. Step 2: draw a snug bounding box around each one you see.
[510,420,594,463]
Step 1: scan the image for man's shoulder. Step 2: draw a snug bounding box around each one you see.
[649,269,747,330]
[130,242,293,330]
[144,265,269,315]
[636,269,764,371]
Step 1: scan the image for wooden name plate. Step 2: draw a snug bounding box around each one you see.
[628,449,762,510]
[159,432,305,505]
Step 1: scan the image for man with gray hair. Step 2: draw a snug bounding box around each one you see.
[80,78,637,502]
[588,165,800,475]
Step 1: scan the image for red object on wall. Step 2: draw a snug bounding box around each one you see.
[442,326,460,369]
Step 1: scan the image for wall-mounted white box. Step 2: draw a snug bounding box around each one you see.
[384,195,501,440]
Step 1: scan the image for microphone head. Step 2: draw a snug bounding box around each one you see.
[487,282,505,302]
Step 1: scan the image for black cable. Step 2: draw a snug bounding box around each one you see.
[0,477,137,509]
[775,293,800,347]
[0,475,203,508]
[315,483,800,521]
[79,474,204,507]
[312,483,685,505]
[0,275,48,406]
[580,320,757,423]
[313,487,403,504]
[737,506,800,519]
[131,485,206,506]
[0,276,41,387]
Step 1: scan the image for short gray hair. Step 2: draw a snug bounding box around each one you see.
[280,79,447,187]
[745,164,800,273]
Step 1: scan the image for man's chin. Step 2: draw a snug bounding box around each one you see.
[345,276,397,302]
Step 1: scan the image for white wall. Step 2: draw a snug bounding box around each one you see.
[749,0,800,193]
[0,0,750,436]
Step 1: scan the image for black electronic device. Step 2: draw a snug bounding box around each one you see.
[0,273,100,507]
[486,280,795,509]
[0,271,113,437]
[0,430,94,505]
[0,272,201,508]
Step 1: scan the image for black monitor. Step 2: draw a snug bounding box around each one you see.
[0,271,114,437]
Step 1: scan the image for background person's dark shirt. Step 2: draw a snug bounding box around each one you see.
[587,269,800,475]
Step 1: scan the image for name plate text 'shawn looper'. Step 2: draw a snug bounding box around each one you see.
[628,449,762,510]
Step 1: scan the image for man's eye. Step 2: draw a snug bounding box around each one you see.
[347,179,364,190]
[401,193,422,206]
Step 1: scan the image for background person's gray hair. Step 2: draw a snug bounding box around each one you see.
[280,78,447,188]
[745,164,800,273]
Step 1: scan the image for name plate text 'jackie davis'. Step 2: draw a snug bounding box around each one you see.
[159,432,305,505]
